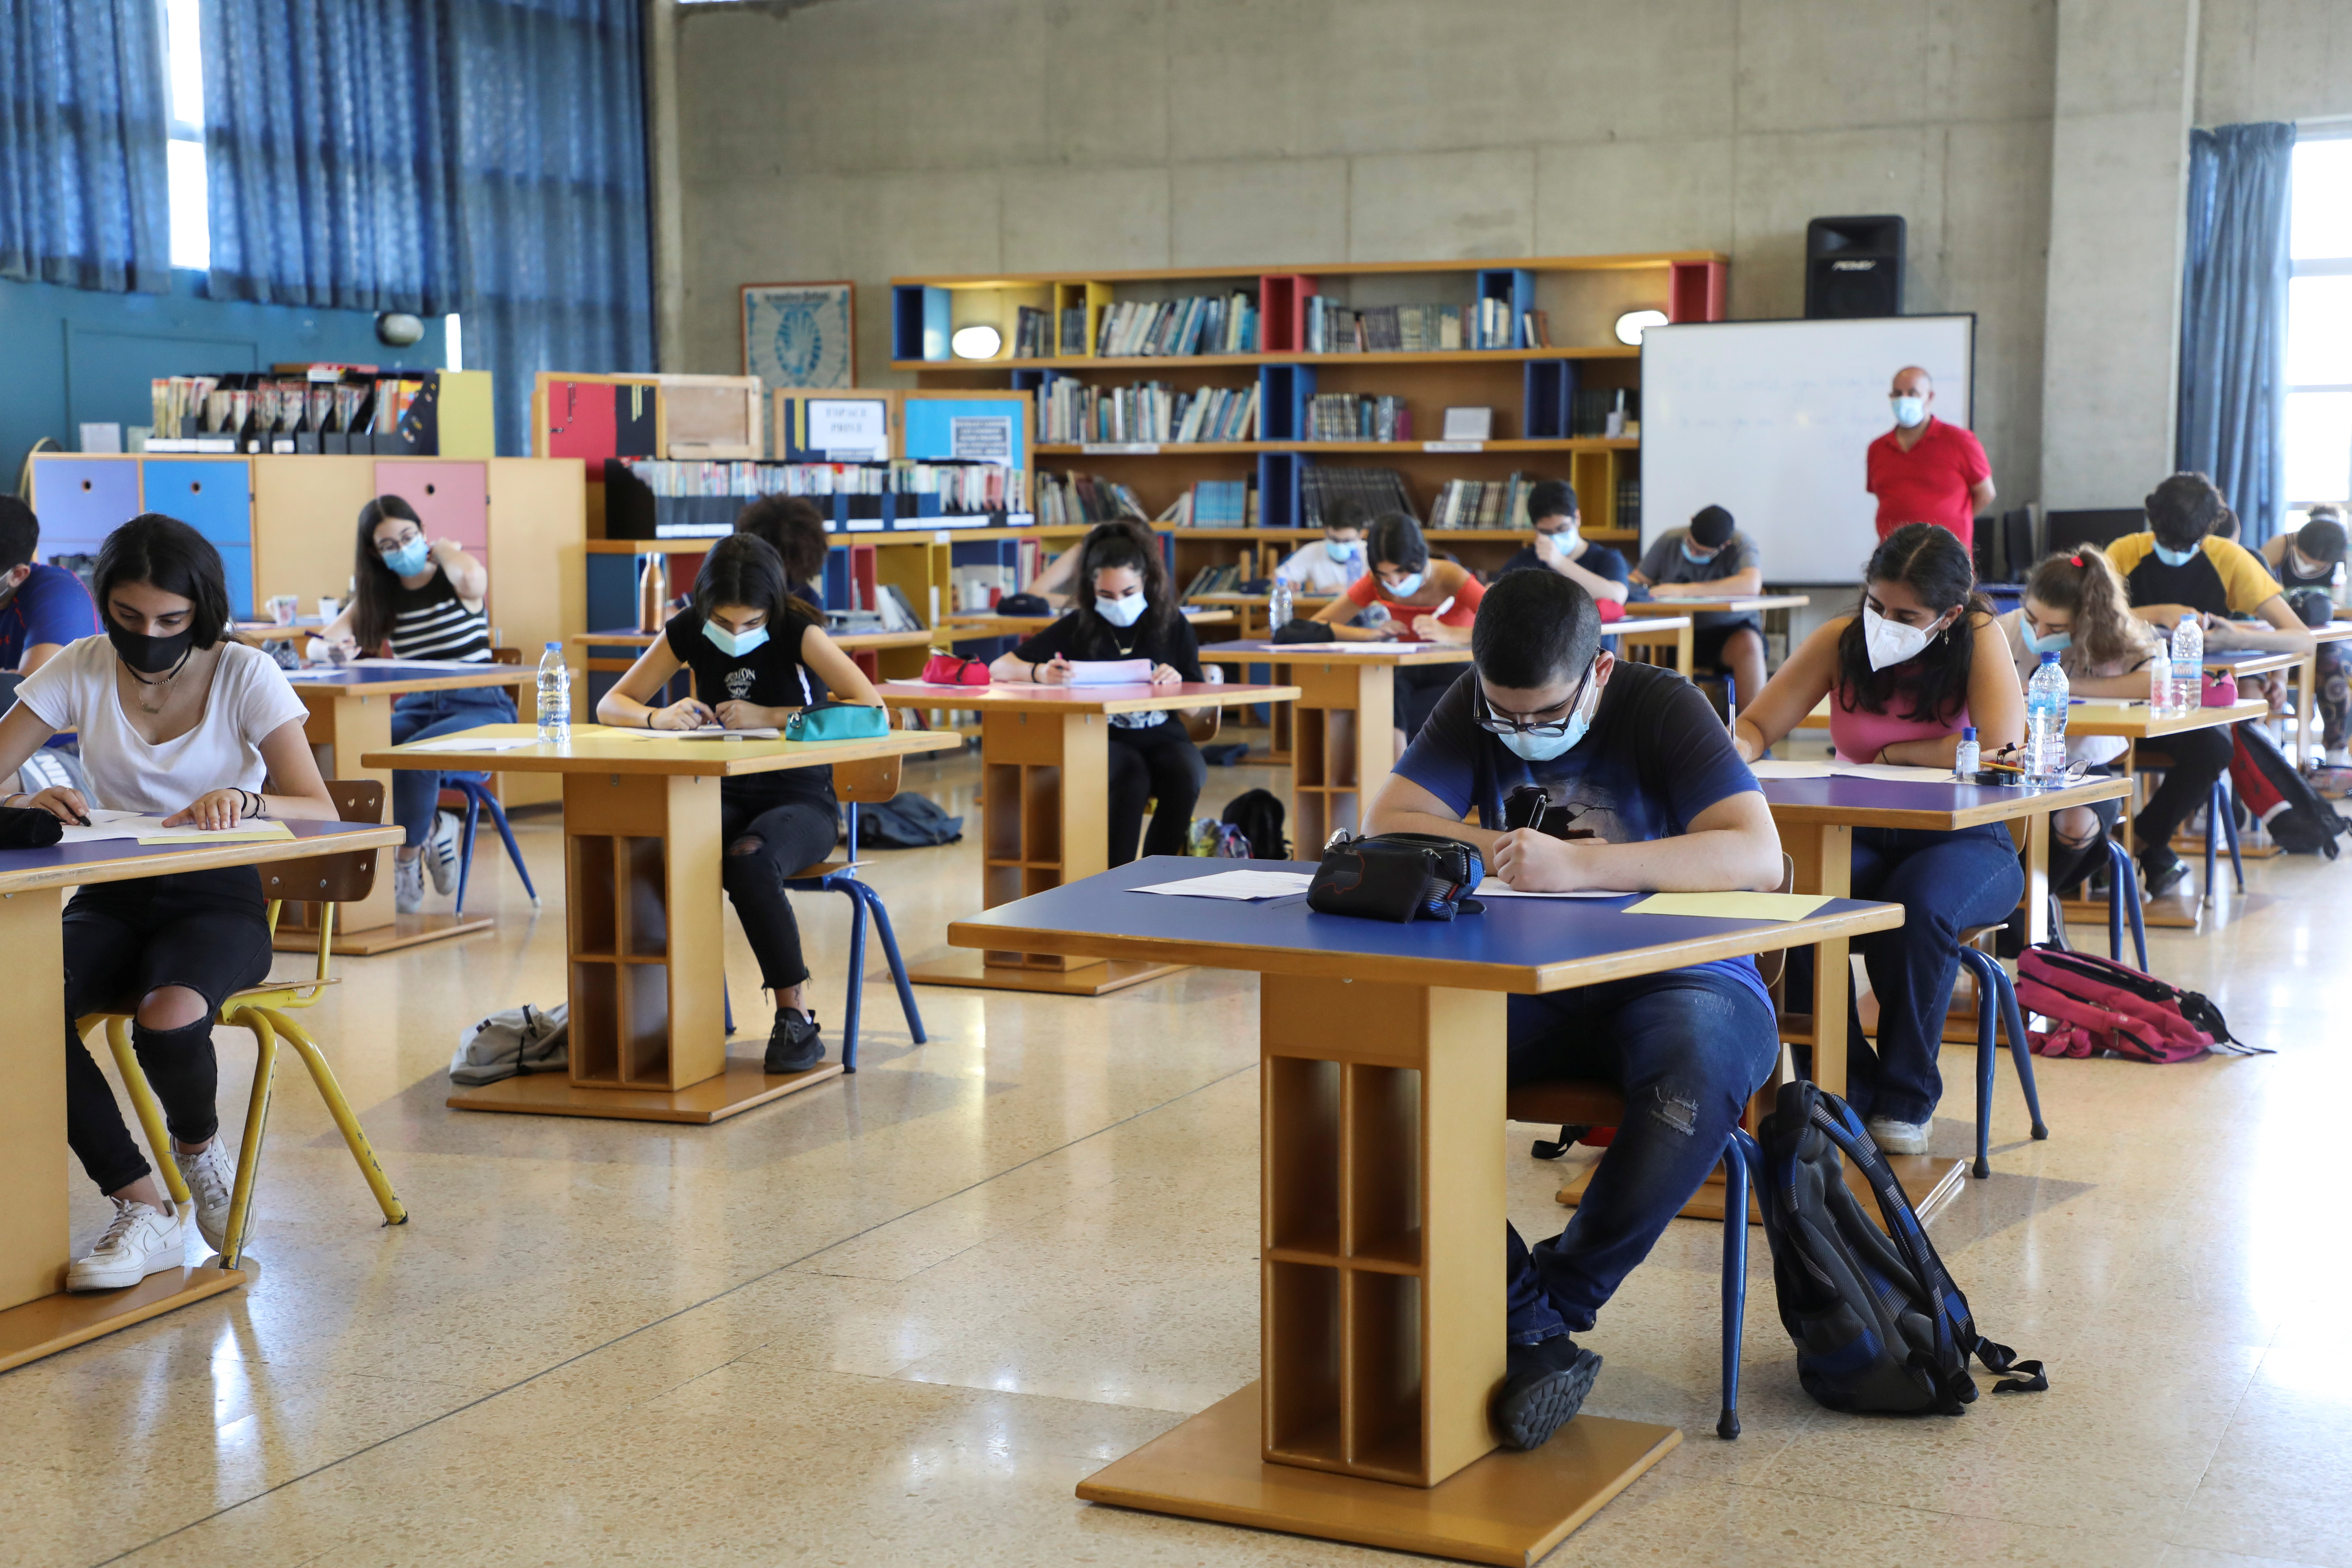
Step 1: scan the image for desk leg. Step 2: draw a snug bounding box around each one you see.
[1675,624,1694,678]
[449,771,843,1122]
[2298,651,2318,769]
[2022,813,2049,947]
[1292,662,1395,861]
[0,888,242,1370]
[1076,975,1678,1563]
[911,709,1182,995]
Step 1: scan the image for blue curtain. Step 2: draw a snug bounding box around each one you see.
[452,0,656,455]
[0,0,170,292]
[2179,122,2297,546]
[200,0,461,313]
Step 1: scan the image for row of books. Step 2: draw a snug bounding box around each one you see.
[147,372,423,452]
[1036,470,1151,528]
[622,458,1029,513]
[1010,306,1055,358]
[1570,388,1640,437]
[1430,474,1539,530]
[1304,300,1466,355]
[1177,562,1253,598]
[1299,465,1415,530]
[1154,480,1253,528]
[1091,292,1259,357]
[1305,394,1412,443]
[1040,380,1261,444]
[1616,478,1641,530]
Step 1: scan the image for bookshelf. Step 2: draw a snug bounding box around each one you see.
[888,251,1725,585]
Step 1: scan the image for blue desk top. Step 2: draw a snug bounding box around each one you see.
[0,818,401,894]
[1757,772,2130,827]
[281,663,527,690]
[947,856,1903,994]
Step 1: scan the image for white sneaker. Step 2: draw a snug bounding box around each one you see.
[425,810,463,895]
[172,1140,235,1253]
[394,853,424,914]
[67,1198,186,1291]
[1866,1116,1932,1156]
[2327,745,2351,770]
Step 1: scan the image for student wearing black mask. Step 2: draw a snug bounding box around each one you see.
[0,514,340,1291]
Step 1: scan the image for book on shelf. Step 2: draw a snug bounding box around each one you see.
[1156,478,1251,528]
[616,457,1030,536]
[1298,465,1415,529]
[1615,477,1640,532]
[1180,562,1247,599]
[1520,309,1551,348]
[1306,393,1412,442]
[1431,473,1534,531]
[1089,292,1257,357]
[1473,296,1520,350]
[1037,470,1151,528]
[1303,299,1465,355]
[1041,379,1259,444]
[1570,387,1640,437]
[1058,304,1088,357]
[1012,306,1052,359]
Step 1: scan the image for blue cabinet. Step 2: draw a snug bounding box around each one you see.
[139,460,255,614]
[29,459,140,558]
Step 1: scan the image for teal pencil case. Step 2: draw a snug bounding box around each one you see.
[784,704,891,743]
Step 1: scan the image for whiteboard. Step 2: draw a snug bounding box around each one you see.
[1639,315,1975,585]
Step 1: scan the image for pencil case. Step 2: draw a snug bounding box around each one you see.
[1307,831,1485,922]
[0,806,63,849]
[783,704,892,744]
[920,651,990,686]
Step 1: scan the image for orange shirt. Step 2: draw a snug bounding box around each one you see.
[1344,569,1485,641]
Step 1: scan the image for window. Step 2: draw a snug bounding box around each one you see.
[2285,134,2352,511]
[162,0,207,271]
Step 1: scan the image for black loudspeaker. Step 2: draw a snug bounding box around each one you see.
[1805,215,1906,319]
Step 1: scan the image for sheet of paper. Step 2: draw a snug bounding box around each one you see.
[400,734,544,752]
[1130,869,1314,901]
[1746,759,1835,779]
[136,821,295,845]
[57,809,157,844]
[1625,892,1832,921]
[1066,659,1154,686]
[1830,762,1968,783]
[1474,885,1630,899]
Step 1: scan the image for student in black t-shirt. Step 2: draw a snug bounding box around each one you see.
[1498,480,1634,607]
[988,520,1207,865]
[596,534,885,1073]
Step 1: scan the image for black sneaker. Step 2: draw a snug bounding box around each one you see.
[1492,1335,1603,1451]
[764,1009,824,1074]
[2138,846,2189,898]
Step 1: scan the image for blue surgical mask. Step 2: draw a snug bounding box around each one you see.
[1095,593,1145,627]
[1385,572,1424,598]
[1681,541,1717,567]
[1324,539,1358,563]
[703,619,769,657]
[2021,622,2073,656]
[1891,395,1927,428]
[383,539,431,578]
[1498,709,1588,762]
[2152,542,2199,569]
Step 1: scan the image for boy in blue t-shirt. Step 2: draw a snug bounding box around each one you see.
[1368,568,1785,1453]
[1498,479,1636,607]
[0,496,100,676]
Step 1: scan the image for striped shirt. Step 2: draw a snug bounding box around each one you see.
[386,570,492,662]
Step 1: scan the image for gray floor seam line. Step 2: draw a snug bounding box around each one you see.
[88,1057,1259,1567]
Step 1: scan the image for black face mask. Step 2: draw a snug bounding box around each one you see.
[107,621,196,676]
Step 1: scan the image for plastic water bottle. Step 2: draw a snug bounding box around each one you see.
[1268,576,1294,633]
[2170,615,2203,712]
[2026,652,2070,784]
[2148,640,2173,715]
[536,641,571,743]
[1953,725,1980,780]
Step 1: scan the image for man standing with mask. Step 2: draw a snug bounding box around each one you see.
[1866,366,1994,553]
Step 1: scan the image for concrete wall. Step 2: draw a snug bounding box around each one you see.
[2198,0,2352,124]
[674,0,2061,506]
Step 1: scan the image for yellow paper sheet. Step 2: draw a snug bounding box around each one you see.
[136,822,297,845]
[1624,892,1832,921]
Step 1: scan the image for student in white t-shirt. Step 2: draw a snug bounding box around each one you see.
[1271,501,1372,595]
[0,514,340,1292]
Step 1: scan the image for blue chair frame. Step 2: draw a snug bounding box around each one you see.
[442,773,539,917]
[2202,774,2245,900]
[777,795,925,1071]
[1954,940,2049,1180]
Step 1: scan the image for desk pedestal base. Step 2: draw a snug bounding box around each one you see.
[907,949,1185,997]
[273,909,495,957]
[0,1266,244,1374]
[1078,1383,1678,1568]
[448,1058,843,1123]
[1557,1152,1968,1228]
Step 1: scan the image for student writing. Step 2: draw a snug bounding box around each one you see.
[2260,506,2347,767]
[1631,504,1766,709]
[1306,511,1483,754]
[1365,568,1784,1453]
[1735,524,2025,1155]
[1499,479,1632,609]
[596,534,885,1074]
[0,514,340,1290]
[990,521,1206,866]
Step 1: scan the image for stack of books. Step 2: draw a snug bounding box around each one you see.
[1303,300,1468,354]
[1036,471,1151,527]
[1306,394,1412,442]
[1300,466,1414,529]
[1157,479,1252,528]
[1091,292,1258,357]
[1430,474,1535,530]
[1040,380,1260,444]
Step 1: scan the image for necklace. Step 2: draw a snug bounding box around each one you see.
[125,651,191,715]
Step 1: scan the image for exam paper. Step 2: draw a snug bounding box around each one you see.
[56,809,295,846]
[1066,659,1154,686]
[1625,892,1832,921]
[1131,869,1314,900]
[137,821,294,845]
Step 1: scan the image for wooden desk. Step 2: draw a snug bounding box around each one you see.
[0,819,402,1374]
[1186,594,1339,639]
[873,680,1301,995]
[363,723,962,1122]
[1624,594,1811,617]
[943,608,1238,641]
[277,662,536,954]
[948,856,1901,1565]
[571,626,934,674]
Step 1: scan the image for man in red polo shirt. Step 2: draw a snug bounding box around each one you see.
[1865,366,1995,552]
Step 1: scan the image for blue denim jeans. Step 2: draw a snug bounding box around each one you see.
[1844,823,2023,1124]
[1504,964,1779,1344]
[388,687,518,846]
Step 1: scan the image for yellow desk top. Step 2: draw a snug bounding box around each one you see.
[876,680,1300,716]
[362,722,964,777]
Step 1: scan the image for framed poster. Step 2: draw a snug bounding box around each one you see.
[742,281,856,390]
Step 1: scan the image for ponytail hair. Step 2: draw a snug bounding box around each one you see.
[2024,549,2147,673]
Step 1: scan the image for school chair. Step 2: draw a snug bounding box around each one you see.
[81,781,408,1270]
[438,647,539,917]
[775,752,926,1071]
[1952,924,2048,1180]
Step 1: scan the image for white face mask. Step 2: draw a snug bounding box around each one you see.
[1862,605,1946,671]
[1891,394,1927,428]
[1094,592,1145,628]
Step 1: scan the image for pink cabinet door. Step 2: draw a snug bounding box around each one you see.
[373,461,488,558]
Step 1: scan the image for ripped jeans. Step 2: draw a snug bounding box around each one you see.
[1504,963,1780,1343]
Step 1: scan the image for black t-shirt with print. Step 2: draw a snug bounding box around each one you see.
[661,608,834,805]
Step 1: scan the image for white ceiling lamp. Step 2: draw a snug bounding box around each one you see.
[1614,309,1669,346]
[950,324,1003,359]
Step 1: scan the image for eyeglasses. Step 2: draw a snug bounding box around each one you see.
[1474,668,1593,739]
[377,531,423,554]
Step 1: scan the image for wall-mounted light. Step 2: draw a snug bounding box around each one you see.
[950,324,1002,359]
[376,311,425,348]
[1614,309,1669,346]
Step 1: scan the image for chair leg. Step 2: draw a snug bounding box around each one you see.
[1958,948,1998,1180]
[454,789,483,917]
[2204,780,2222,901]
[2107,840,2149,971]
[858,883,926,1045]
[2218,771,2246,892]
[253,1006,407,1230]
[217,1009,282,1269]
[485,795,539,904]
[101,1017,192,1208]
[1992,963,2049,1142]
[1719,1129,1757,1440]
[838,886,870,1072]
[723,975,735,1036]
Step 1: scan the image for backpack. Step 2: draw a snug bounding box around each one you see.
[1189,819,1252,857]
[856,792,964,848]
[1221,788,1288,860]
[450,1003,568,1086]
[2228,721,2348,856]
[2015,945,2268,1061]
[1757,1080,2047,1414]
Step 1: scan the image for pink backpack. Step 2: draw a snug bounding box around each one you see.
[2015,948,2266,1063]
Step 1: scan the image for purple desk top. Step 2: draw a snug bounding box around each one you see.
[0,818,401,894]
[948,855,1902,994]
[1758,773,2131,827]
[281,664,526,691]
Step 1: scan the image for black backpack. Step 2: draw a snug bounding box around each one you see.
[1221,788,1288,859]
[1756,1081,2047,1415]
[856,793,964,849]
[2230,721,2348,856]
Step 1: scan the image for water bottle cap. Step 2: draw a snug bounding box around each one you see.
[1963,726,1977,740]
[2040,650,2060,662]
[545,641,561,650]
